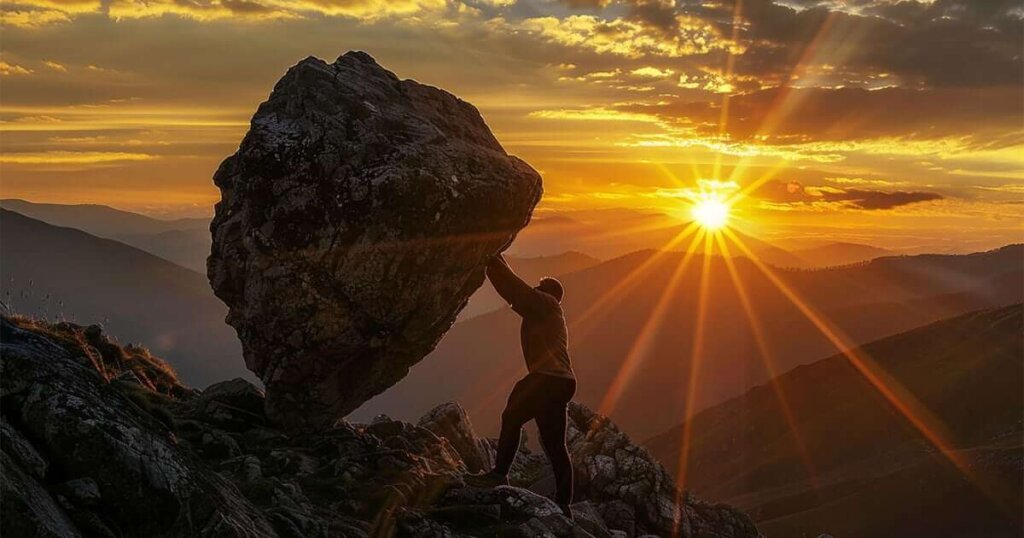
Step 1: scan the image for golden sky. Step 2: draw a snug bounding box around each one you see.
[1,0,1021,249]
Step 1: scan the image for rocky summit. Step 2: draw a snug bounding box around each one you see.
[0,316,761,538]
[208,51,542,431]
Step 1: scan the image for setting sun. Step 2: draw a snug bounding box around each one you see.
[691,197,731,230]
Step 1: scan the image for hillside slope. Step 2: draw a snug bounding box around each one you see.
[645,305,1023,537]
[790,242,895,267]
[0,198,208,236]
[0,209,247,385]
[355,245,1022,441]
[0,199,212,271]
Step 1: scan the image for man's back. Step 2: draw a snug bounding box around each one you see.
[516,293,574,379]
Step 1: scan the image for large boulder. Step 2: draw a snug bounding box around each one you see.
[208,51,542,430]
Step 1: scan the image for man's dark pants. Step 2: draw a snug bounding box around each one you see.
[493,372,577,506]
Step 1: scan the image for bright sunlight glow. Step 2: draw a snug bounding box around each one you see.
[691,197,730,230]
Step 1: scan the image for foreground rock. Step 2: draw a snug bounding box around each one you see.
[208,51,542,431]
[1,316,760,537]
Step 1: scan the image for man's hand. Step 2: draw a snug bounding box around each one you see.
[486,251,541,314]
[489,252,509,269]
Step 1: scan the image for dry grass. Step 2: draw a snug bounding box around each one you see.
[6,314,186,397]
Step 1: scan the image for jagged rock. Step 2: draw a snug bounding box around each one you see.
[1,451,81,538]
[208,51,542,431]
[0,316,277,537]
[571,502,617,538]
[56,478,102,508]
[564,403,680,534]
[188,377,269,431]
[1,420,47,479]
[1,316,760,538]
[198,378,267,416]
[418,402,494,473]
[522,403,761,538]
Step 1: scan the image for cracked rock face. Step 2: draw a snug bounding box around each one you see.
[208,51,542,430]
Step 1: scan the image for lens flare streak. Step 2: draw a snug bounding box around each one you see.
[597,228,707,418]
[721,228,974,480]
[715,233,821,491]
[673,231,716,512]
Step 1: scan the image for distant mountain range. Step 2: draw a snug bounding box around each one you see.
[645,305,1023,538]
[789,241,895,268]
[0,199,212,272]
[354,245,1023,442]
[516,209,895,268]
[0,209,249,386]
[4,199,1018,447]
[1,200,898,276]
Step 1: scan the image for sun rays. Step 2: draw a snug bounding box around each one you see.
[567,12,991,514]
[456,3,995,526]
[573,212,991,532]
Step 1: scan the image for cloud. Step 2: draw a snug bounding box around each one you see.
[559,0,614,7]
[497,13,729,59]
[0,151,157,164]
[835,189,943,210]
[631,66,673,78]
[681,0,1023,89]
[0,8,72,27]
[529,107,664,123]
[613,86,1024,147]
[2,0,450,26]
[0,61,33,76]
[42,60,67,72]
[754,179,943,210]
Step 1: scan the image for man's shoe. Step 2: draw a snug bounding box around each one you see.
[463,471,509,488]
[558,503,574,520]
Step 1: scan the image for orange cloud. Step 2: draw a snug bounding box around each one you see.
[0,151,157,164]
[0,61,33,76]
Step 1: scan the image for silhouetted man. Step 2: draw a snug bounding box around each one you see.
[464,253,577,517]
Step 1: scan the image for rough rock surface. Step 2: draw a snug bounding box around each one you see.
[1,316,761,538]
[208,51,542,430]
[417,401,494,473]
[529,404,760,537]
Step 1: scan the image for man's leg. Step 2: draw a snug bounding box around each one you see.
[493,378,536,476]
[536,403,573,510]
[466,376,538,487]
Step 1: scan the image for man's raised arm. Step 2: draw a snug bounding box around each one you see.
[486,253,544,314]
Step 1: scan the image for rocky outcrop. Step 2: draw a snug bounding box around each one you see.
[562,404,758,537]
[208,51,542,431]
[1,316,760,537]
[417,401,494,473]
[0,317,274,537]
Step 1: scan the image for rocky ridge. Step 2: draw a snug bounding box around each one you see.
[1,316,760,537]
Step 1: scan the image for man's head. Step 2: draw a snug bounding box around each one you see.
[536,277,564,303]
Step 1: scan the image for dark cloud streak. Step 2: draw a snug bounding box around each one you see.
[754,179,944,210]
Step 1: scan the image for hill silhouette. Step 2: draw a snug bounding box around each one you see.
[513,209,808,267]
[0,198,208,236]
[645,305,1023,537]
[354,245,1023,441]
[790,241,895,267]
[0,199,211,271]
[0,209,248,385]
